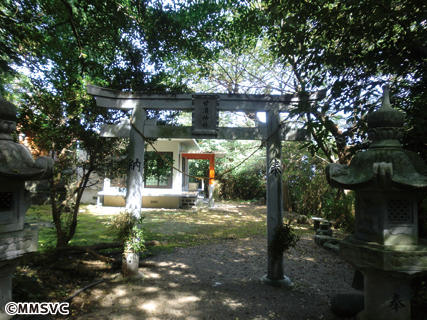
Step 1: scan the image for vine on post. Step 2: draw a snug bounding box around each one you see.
[269,222,300,263]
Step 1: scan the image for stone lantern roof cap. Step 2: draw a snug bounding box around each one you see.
[0,93,54,181]
[325,86,427,191]
[0,92,17,121]
[0,142,54,181]
[368,85,404,128]
[325,148,427,190]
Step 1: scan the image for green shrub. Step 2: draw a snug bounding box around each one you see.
[109,211,145,253]
[323,191,355,232]
[218,165,266,200]
[268,222,300,262]
[283,149,335,217]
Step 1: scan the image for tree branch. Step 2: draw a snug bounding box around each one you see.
[55,245,115,263]
[60,0,83,51]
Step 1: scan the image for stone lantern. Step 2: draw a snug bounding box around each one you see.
[326,86,427,320]
[0,93,53,319]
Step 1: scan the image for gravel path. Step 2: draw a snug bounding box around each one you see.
[73,235,359,320]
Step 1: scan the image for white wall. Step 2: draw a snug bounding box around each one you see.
[93,139,199,207]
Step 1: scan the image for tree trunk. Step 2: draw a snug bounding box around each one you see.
[282,180,293,211]
[50,177,68,248]
[67,167,93,242]
[331,188,345,227]
[55,230,70,248]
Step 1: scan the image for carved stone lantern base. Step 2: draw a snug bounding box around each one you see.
[340,236,427,320]
[0,260,20,320]
[340,236,427,272]
[0,224,38,319]
[356,268,413,320]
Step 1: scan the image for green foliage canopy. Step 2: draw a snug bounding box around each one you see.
[263,0,427,160]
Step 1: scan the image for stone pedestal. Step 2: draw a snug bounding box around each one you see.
[0,260,19,320]
[316,221,332,236]
[312,217,323,230]
[356,268,412,320]
[260,274,292,287]
[0,224,39,318]
[340,236,427,320]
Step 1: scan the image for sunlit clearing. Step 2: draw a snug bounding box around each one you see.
[176,296,201,303]
[145,272,161,279]
[223,298,244,310]
[141,302,156,312]
[112,286,130,296]
[157,261,176,267]
[119,298,132,306]
[301,257,316,262]
[144,286,159,293]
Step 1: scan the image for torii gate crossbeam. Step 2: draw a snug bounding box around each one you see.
[88,84,325,287]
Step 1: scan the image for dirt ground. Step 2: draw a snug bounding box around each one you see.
[14,202,361,320]
[67,235,358,320]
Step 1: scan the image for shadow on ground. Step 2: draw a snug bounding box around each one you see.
[69,236,357,320]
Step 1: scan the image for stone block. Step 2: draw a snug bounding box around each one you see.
[323,241,340,255]
[0,224,38,260]
[316,228,333,236]
[312,217,323,230]
[314,235,334,246]
[339,235,427,272]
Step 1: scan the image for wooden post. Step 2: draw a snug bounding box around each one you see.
[126,106,146,219]
[208,154,215,207]
[261,109,292,286]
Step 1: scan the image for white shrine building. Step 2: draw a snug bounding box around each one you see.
[94,138,224,209]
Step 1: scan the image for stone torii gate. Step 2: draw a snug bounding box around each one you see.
[87,85,325,286]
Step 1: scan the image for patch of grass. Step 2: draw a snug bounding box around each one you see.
[26,201,335,253]
[69,212,116,247]
[293,225,316,236]
[140,205,268,252]
[25,204,116,250]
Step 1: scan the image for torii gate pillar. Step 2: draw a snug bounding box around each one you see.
[261,109,292,287]
[126,106,146,218]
